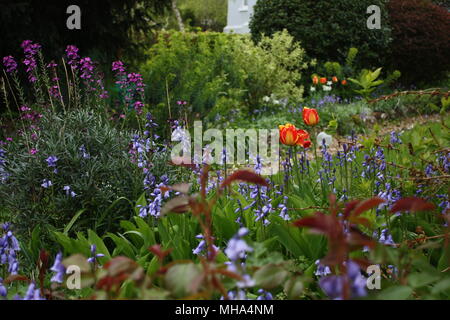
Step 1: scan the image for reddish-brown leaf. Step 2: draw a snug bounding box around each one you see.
[220,170,269,190]
[161,195,192,215]
[351,197,385,217]
[391,197,435,214]
[343,200,361,219]
[292,213,329,234]
[4,274,30,284]
[347,227,376,249]
[148,244,173,261]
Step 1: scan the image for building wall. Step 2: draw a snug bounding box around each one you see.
[224,0,257,34]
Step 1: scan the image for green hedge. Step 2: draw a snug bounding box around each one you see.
[249,0,392,67]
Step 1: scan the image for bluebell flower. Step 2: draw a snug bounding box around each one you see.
[278,198,290,221]
[192,234,206,256]
[63,185,76,197]
[46,155,58,167]
[222,290,248,300]
[319,260,367,300]
[50,252,66,283]
[315,260,332,277]
[319,275,343,300]
[256,289,273,300]
[0,223,20,275]
[438,152,449,173]
[390,131,402,144]
[225,228,253,262]
[425,164,435,177]
[22,282,44,300]
[79,145,90,159]
[87,244,105,264]
[0,277,7,297]
[41,179,52,188]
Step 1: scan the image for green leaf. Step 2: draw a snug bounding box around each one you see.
[165,263,203,297]
[431,278,450,295]
[270,224,303,257]
[378,286,413,300]
[134,192,147,216]
[64,209,86,235]
[253,264,289,290]
[284,276,304,299]
[408,272,440,288]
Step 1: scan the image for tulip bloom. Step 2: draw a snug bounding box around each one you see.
[302,107,319,126]
[320,77,327,84]
[332,76,338,83]
[279,123,311,148]
[312,76,319,85]
[341,79,348,86]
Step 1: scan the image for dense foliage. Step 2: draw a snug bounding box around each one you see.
[249,0,392,67]
[0,6,449,301]
[141,30,310,131]
[387,0,450,83]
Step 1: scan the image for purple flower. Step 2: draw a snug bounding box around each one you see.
[319,275,343,299]
[319,260,367,300]
[87,244,105,264]
[50,252,65,283]
[112,61,125,75]
[390,131,402,144]
[21,40,41,83]
[46,155,58,167]
[22,282,44,300]
[315,260,332,277]
[256,289,273,300]
[41,179,52,188]
[0,223,20,275]
[2,56,17,73]
[63,185,76,198]
[425,164,435,177]
[79,57,95,80]
[0,277,7,297]
[225,228,253,262]
[65,45,80,66]
[79,145,90,159]
[192,234,206,256]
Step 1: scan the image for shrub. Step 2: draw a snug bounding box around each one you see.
[142,30,309,129]
[250,0,392,67]
[387,0,450,83]
[0,109,143,240]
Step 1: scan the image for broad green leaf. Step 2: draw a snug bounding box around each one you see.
[165,263,203,297]
[377,286,413,300]
[254,264,288,290]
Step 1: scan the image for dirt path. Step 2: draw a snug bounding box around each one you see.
[325,113,443,155]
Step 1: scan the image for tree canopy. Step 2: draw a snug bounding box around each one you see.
[0,0,170,62]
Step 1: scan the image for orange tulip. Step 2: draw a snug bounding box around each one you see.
[320,77,327,84]
[279,123,311,148]
[302,107,319,126]
[312,76,319,85]
[341,79,348,86]
[332,76,338,83]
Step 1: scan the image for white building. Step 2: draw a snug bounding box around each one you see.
[224,0,257,34]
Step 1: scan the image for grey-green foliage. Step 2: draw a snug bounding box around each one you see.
[0,109,143,240]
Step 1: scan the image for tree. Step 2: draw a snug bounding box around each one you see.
[0,0,170,64]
